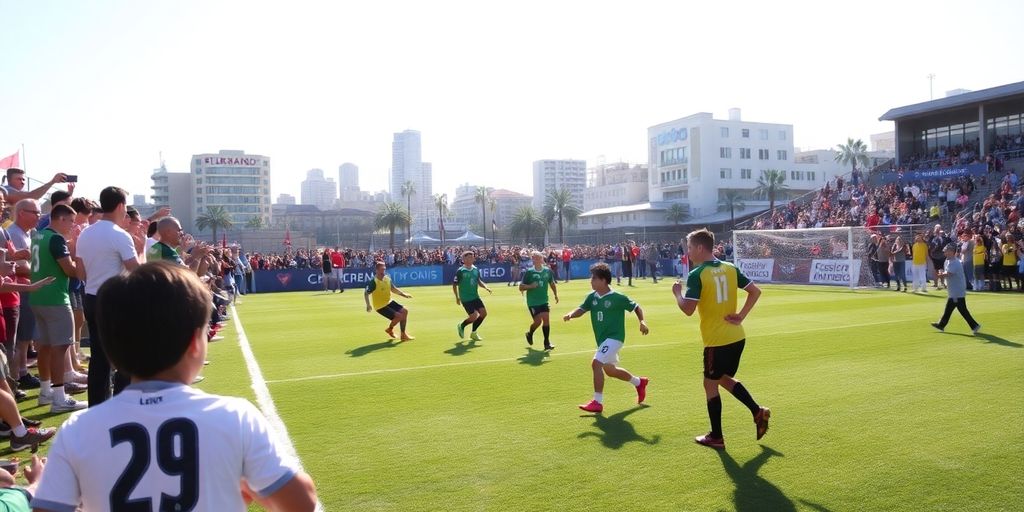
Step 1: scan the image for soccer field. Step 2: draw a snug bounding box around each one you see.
[47,281,1024,511]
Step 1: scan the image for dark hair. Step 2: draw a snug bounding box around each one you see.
[126,206,141,221]
[70,197,90,214]
[99,186,128,213]
[687,228,715,252]
[50,204,76,221]
[5,168,24,177]
[589,262,612,284]
[147,221,159,237]
[50,191,72,205]
[97,262,212,378]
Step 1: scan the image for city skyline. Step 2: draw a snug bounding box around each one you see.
[1,1,1022,206]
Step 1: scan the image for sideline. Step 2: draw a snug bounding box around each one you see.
[231,305,324,512]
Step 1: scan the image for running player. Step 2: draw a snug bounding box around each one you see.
[364,261,415,341]
[520,250,558,351]
[564,262,649,413]
[453,251,492,341]
[672,228,769,450]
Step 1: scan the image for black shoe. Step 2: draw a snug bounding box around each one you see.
[17,374,40,390]
[14,389,27,402]
[27,348,37,359]
[930,322,944,332]
[544,342,555,351]
[21,417,41,428]
[525,331,533,346]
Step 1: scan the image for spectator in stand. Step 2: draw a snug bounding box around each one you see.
[891,235,910,292]
[1001,234,1021,291]
[1,169,68,203]
[928,227,949,289]
[330,247,346,294]
[875,234,893,289]
[972,234,987,292]
[561,246,572,282]
[8,199,41,390]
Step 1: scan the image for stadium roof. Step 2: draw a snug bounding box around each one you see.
[579,202,665,217]
[879,81,1024,121]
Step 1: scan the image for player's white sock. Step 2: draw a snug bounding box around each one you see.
[593,392,603,403]
[630,376,641,386]
[40,380,51,395]
[12,424,27,438]
[53,386,66,404]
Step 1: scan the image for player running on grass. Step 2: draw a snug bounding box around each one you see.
[454,251,492,341]
[520,250,559,351]
[364,261,415,341]
[564,262,649,413]
[672,228,769,450]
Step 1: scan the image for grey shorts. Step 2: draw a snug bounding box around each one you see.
[16,302,36,343]
[32,305,74,347]
[69,288,84,312]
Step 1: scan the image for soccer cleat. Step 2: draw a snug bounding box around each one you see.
[64,382,88,395]
[972,324,982,335]
[525,331,534,346]
[636,377,649,404]
[578,400,603,413]
[470,332,483,342]
[400,334,415,341]
[50,396,87,414]
[695,433,725,449]
[930,322,944,332]
[544,342,555,351]
[10,427,57,452]
[457,322,466,339]
[754,407,771,440]
[385,327,396,339]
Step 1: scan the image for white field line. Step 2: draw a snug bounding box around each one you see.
[262,316,923,385]
[230,305,324,512]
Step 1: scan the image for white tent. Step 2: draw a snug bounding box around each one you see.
[453,230,485,243]
[406,232,442,245]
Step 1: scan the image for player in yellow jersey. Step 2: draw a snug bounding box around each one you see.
[672,228,768,450]
[364,261,415,341]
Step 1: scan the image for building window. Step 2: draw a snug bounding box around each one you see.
[741,168,752,179]
[720,168,732,179]
[790,170,804,181]
[779,130,787,140]
[196,188,202,195]
[721,127,729,138]
[720,147,732,158]
[196,197,202,203]
[777,150,788,161]
[742,129,749,138]
[808,171,816,181]
[759,129,769,140]
[195,169,202,175]
[758,149,770,160]
[740,148,751,159]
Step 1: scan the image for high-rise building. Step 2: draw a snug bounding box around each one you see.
[583,162,649,211]
[390,130,434,229]
[191,150,271,229]
[300,168,338,210]
[276,193,296,205]
[532,159,586,211]
[338,163,360,202]
[150,164,193,232]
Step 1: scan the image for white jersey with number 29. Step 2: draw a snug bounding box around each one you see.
[32,382,298,512]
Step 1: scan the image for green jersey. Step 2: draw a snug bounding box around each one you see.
[522,267,553,307]
[30,228,71,306]
[579,289,637,345]
[453,266,481,301]
[147,241,184,265]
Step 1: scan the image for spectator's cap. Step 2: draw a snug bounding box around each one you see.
[943,243,957,252]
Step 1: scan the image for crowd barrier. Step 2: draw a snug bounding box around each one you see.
[250,259,682,293]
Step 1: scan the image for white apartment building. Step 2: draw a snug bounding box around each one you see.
[532,159,586,211]
[390,130,433,229]
[583,162,649,211]
[191,150,271,229]
[276,193,296,205]
[300,168,338,210]
[338,163,360,202]
[150,164,193,232]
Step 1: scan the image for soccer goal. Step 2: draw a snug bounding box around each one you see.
[732,225,932,289]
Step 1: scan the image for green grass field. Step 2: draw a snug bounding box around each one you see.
[17,281,1024,511]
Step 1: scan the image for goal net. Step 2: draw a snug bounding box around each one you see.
[732,225,932,288]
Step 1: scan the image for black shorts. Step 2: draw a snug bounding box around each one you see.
[462,298,485,315]
[528,304,550,318]
[376,301,404,320]
[703,339,746,379]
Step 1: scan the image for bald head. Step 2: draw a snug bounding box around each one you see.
[157,216,183,246]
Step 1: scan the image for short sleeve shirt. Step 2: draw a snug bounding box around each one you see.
[454,266,481,301]
[684,260,751,347]
[522,267,553,307]
[579,289,637,345]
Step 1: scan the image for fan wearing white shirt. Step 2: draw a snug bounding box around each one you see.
[31,262,318,512]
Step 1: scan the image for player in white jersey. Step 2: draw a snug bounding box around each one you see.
[31,262,318,512]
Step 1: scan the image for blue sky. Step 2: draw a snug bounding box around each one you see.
[1,0,1022,203]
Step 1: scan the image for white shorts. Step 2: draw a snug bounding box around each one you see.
[593,338,623,365]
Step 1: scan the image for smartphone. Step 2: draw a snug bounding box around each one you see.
[65,175,78,183]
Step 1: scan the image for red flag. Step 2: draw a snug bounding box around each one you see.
[0,151,18,170]
[283,229,292,247]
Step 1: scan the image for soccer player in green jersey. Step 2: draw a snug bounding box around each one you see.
[453,251,492,341]
[519,251,559,351]
[672,228,769,450]
[563,263,649,413]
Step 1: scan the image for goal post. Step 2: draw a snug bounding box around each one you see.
[733,225,932,289]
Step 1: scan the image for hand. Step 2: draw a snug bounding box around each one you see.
[66,182,76,195]
[554,295,559,304]
[671,281,684,297]
[153,206,172,219]
[405,293,413,299]
[51,173,67,184]
[455,298,461,305]
[724,313,744,325]
[29,276,56,290]
[562,313,572,322]
[23,455,45,484]
[486,288,493,295]
[366,305,372,313]
[639,321,649,335]
[11,248,30,261]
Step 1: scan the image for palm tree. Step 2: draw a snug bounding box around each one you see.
[195,206,234,244]
[665,203,689,232]
[433,193,449,244]
[488,197,498,248]
[474,186,490,241]
[717,190,747,230]
[245,216,265,230]
[544,188,581,246]
[375,202,410,250]
[401,180,416,242]
[509,206,546,245]
[754,169,789,212]
[834,137,870,174]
